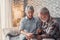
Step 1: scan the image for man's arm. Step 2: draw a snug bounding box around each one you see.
[36,19,43,35]
[41,23,59,38]
[48,23,59,38]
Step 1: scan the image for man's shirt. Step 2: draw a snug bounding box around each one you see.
[40,17,60,38]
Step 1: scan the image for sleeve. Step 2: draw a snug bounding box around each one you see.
[48,22,60,38]
[36,20,43,35]
[19,18,25,31]
[36,20,42,29]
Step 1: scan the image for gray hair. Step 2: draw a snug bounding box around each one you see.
[25,5,34,14]
[40,7,49,15]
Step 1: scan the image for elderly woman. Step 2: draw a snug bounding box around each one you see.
[19,5,40,40]
[38,7,60,40]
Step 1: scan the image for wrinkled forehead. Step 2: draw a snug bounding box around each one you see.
[40,12,49,15]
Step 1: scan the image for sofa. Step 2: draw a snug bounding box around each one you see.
[5,18,60,40]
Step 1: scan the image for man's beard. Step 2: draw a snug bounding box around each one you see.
[41,19,48,22]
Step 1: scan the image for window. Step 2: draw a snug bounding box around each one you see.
[11,0,27,27]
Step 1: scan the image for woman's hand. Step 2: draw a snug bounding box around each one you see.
[26,33,34,39]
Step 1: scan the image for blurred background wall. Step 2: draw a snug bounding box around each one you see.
[28,0,60,17]
[12,0,60,27]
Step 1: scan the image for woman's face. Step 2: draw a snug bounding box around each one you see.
[39,12,49,22]
[26,10,34,19]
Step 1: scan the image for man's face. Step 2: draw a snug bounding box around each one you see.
[27,10,34,19]
[40,13,49,22]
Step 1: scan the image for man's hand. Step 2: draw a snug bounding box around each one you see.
[37,29,42,34]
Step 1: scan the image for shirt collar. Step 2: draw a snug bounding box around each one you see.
[25,16,34,21]
[42,17,52,24]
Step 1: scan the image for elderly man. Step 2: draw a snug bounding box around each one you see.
[19,5,40,40]
[38,7,60,40]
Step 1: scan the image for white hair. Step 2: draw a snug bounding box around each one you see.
[25,5,34,14]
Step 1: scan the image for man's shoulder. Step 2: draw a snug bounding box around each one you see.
[51,18,58,23]
[51,18,59,27]
[20,17,27,22]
